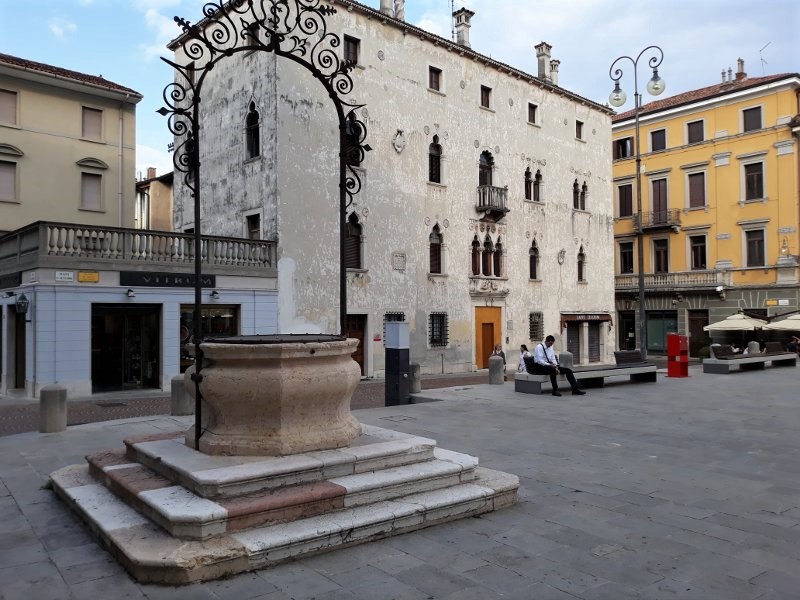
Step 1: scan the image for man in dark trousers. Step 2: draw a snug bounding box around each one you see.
[525,335,585,396]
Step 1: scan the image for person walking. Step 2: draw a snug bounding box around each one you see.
[526,335,585,396]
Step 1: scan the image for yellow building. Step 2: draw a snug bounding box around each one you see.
[612,61,800,356]
[0,53,142,234]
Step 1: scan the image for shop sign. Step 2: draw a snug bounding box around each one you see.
[120,272,216,288]
[55,271,75,282]
[766,299,790,307]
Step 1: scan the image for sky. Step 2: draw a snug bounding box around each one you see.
[1,0,797,178]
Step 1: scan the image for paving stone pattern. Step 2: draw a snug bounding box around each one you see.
[0,365,798,598]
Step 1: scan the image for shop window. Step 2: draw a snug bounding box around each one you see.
[179,305,239,372]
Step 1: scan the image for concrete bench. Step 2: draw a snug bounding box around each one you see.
[702,352,797,374]
[514,351,657,395]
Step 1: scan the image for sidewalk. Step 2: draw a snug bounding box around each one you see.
[1,364,798,598]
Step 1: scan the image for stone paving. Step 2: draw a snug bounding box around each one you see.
[1,364,799,598]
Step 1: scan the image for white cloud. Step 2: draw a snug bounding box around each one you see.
[48,17,77,41]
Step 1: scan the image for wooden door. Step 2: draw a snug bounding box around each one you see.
[588,322,600,362]
[346,314,366,376]
[481,323,494,369]
[567,322,581,363]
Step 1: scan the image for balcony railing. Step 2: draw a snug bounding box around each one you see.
[615,270,732,291]
[0,221,277,278]
[475,185,509,220]
[633,209,681,230]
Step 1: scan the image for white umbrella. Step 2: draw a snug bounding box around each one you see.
[703,313,767,332]
[763,314,800,331]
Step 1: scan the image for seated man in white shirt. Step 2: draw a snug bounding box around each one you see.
[525,335,585,397]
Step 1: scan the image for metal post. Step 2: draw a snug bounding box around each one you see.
[609,46,665,360]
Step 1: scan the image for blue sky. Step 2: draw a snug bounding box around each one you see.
[1,1,797,178]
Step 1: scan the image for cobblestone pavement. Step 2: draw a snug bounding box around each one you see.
[0,372,494,437]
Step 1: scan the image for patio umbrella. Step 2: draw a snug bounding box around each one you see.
[703,313,767,331]
[763,314,800,331]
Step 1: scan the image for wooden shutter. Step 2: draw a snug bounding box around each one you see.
[688,173,705,208]
[82,107,102,140]
[0,161,16,201]
[81,173,102,210]
[344,232,360,269]
[0,90,17,125]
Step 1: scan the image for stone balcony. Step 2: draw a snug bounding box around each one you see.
[0,221,277,280]
[615,269,732,292]
[475,185,509,222]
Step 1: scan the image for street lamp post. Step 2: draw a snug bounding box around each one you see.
[608,46,665,360]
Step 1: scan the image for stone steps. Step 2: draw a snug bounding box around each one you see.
[51,424,518,584]
[51,462,518,584]
[87,447,478,540]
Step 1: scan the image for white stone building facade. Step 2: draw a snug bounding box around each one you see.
[170,0,616,376]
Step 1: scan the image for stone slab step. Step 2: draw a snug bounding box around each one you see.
[87,448,478,540]
[50,463,518,585]
[124,424,437,499]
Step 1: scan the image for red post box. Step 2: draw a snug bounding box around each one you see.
[666,333,689,377]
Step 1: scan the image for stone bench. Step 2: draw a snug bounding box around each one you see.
[702,352,797,374]
[514,351,657,395]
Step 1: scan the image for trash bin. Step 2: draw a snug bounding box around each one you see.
[667,333,689,377]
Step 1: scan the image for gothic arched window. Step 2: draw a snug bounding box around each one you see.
[429,135,442,184]
[482,235,494,276]
[524,167,532,200]
[572,179,580,209]
[529,240,540,279]
[245,102,260,159]
[577,246,586,281]
[533,170,542,202]
[471,236,481,275]
[429,225,442,274]
[493,238,503,277]
[345,212,362,269]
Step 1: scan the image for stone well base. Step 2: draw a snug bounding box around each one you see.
[51,424,519,584]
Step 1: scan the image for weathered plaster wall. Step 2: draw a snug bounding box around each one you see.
[172,4,615,375]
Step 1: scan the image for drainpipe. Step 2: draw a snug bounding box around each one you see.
[118,96,128,227]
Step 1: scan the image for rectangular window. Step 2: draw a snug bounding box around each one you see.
[744,163,764,200]
[0,89,17,125]
[687,120,704,144]
[650,129,666,152]
[652,178,668,223]
[343,35,360,64]
[480,85,491,109]
[688,172,705,208]
[743,106,762,132]
[746,230,765,267]
[528,312,544,341]
[0,160,16,201]
[527,102,537,124]
[246,213,260,240]
[82,107,102,140]
[383,312,405,345]
[690,235,707,270]
[428,66,441,91]
[576,120,584,140]
[618,183,633,217]
[653,239,669,273]
[429,312,448,347]
[619,241,634,274]
[613,137,633,159]
[80,172,102,211]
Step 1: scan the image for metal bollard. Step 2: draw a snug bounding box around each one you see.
[40,385,67,433]
[488,355,505,385]
[171,375,194,416]
[408,363,421,394]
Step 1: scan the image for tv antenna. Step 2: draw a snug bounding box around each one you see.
[451,0,455,42]
[758,42,771,75]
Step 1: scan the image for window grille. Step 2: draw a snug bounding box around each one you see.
[529,312,544,341]
[429,312,448,347]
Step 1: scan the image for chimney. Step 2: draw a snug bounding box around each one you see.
[728,67,733,82]
[380,0,392,15]
[394,0,405,20]
[721,69,726,83]
[147,167,157,179]
[535,41,552,81]
[549,59,560,86]
[453,7,475,48]
[736,58,746,80]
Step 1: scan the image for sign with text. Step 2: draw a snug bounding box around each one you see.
[78,271,100,283]
[120,272,216,288]
[55,271,74,282]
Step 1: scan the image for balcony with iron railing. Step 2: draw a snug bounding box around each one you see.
[475,185,509,221]
[632,209,681,230]
[615,269,732,292]
[0,221,277,279]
